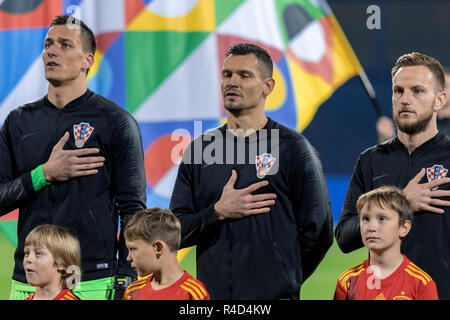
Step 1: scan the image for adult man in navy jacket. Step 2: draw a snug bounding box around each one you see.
[336,52,450,299]
[0,15,146,300]
[170,43,333,299]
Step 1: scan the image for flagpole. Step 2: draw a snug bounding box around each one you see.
[359,71,382,117]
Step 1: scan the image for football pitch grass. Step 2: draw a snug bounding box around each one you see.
[177,241,368,300]
[0,230,367,300]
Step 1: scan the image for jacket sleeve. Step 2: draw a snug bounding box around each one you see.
[334,156,365,253]
[0,114,37,216]
[108,111,146,276]
[291,138,333,282]
[169,142,221,249]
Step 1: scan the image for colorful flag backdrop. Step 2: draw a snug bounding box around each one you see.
[0,0,364,288]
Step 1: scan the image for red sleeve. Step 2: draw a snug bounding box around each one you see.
[416,280,439,300]
[333,280,348,300]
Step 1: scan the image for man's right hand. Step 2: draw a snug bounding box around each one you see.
[42,132,105,182]
[403,168,450,214]
[214,169,277,221]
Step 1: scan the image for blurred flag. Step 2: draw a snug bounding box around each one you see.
[0,0,364,237]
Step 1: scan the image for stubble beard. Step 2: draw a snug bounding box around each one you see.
[393,101,434,135]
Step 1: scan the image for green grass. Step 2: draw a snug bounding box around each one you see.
[179,239,368,300]
[300,240,367,299]
[0,230,15,300]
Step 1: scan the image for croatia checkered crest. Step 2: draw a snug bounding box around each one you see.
[255,153,276,179]
[73,122,94,148]
[426,164,448,190]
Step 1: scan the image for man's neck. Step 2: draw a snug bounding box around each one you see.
[397,127,438,154]
[47,81,87,109]
[227,112,268,136]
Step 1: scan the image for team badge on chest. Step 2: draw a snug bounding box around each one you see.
[73,122,94,148]
[255,153,276,179]
[426,164,448,190]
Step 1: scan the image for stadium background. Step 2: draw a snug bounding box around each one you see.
[0,0,448,299]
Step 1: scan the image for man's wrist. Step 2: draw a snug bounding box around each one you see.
[41,163,53,182]
[213,203,225,221]
[30,165,51,192]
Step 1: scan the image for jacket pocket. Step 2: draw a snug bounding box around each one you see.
[74,208,112,268]
[87,209,110,257]
[273,240,298,296]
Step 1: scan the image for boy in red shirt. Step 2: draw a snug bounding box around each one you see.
[334,186,438,300]
[123,208,209,300]
[23,225,81,300]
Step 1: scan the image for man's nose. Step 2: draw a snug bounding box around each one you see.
[45,43,59,57]
[227,73,241,87]
[399,89,413,105]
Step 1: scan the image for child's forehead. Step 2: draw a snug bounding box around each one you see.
[361,202,398,215]
[126,238,152,245]
[24,243,49,251]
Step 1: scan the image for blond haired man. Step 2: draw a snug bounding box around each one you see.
[336,52,449,299]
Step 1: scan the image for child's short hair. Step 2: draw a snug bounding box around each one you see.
[24,224,81,289]
[356,186,414,225]
[124,207,181,252]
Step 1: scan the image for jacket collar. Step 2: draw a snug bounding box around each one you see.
[378,132,447,156]
[44,89,94,111]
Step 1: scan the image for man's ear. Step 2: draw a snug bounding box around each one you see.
[82,52,95,74]
[263,77,275,98]
[434,91,447,112]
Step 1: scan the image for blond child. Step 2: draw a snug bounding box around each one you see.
[123,208,209,300]
[23,224,81,300]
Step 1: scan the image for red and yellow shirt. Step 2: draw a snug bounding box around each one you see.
[123,271,209,300]
[334,255,438,300]
[24,289,80,300]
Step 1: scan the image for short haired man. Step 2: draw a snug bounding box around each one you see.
[336,52,450,299]
[170,43,333,299]
[0,15,146,299]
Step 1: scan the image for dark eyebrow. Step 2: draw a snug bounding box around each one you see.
[222,68,254,75]
[58,37,74,43]
[45,37,74,43]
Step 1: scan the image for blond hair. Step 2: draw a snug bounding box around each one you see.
[124,208,181,252]
[356,186,413,226]
[25,225,81,290]
[392,52,445,91]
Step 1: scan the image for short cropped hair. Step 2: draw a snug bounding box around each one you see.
[25,224,81,290]
[124,208,181,252]
[50,15,96,54]
[226,43,273,79]
[391,52,445,91]
[356,186,414,226]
